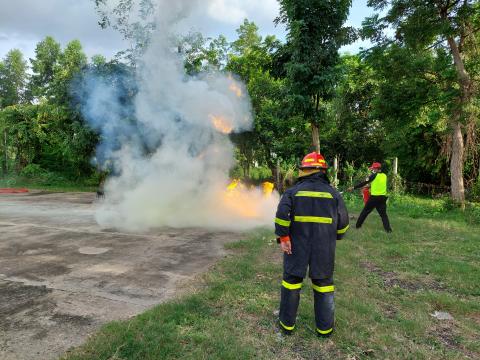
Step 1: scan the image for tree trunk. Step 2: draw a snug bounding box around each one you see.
[270,160,283,194]
[446,37,472,205]
[311,122,320,153]
[450,120,465,204]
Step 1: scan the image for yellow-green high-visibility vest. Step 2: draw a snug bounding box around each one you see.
[371,173,387,195]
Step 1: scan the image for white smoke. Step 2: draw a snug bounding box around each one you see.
[81,0,278,231]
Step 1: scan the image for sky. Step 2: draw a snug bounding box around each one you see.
[0,0,375,62]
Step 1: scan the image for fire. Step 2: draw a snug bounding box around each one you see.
[227,74,243,98]
[221,179,275,219]
[209,115,233,134]
[262,182,274,197]
[229,82,243,97]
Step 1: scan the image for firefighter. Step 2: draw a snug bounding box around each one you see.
[348,162,392,232]
[275,152,349,337]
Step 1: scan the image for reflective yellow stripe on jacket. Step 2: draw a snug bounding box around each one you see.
[337,225,349,234]
[294,216,332,224]
[275,217,291,227]
[295,191,333,199]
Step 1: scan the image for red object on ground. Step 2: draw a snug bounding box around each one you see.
[0,188,29,194]
[362,187,370,204]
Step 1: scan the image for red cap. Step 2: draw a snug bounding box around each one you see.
[369,162,382,170]
[300,152,328,169]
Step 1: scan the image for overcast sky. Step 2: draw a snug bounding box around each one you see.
[0,0,374,62]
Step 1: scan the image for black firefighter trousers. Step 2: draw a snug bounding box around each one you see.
[356,195,392,232]
[279,272,334,336]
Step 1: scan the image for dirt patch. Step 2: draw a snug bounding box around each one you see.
[51,313,93,326]
[379,303,398,319]
[428,323,479,358]
[0,280,53,330]
[360,261,446,292]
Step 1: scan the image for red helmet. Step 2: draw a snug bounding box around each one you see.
[300,152,328,169]
[369,162,382,170]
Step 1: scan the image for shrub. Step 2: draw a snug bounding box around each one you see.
[20,164,50,179]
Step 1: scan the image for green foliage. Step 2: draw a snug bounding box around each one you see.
[29,36,61,100]
[276,0,354,131]
[0,49,28,107]
[94,0,156,64]
[362,0,480,202]
[51,40,88,104]
[324,55,385,164]
[19,163,50,178]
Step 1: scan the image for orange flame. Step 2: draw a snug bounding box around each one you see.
[221,180,274,218]
[229,83,242,97]
[209,115,233,134]
[262,182,274,197]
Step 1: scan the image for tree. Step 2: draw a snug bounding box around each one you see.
[0,49,28,107]
[179,33,228,75]
[276,0,354,152]
[324,55,385,167]
[29,36,61,100]
[93,0,156,65]
[363,0,480,203]
[226,20,308,190]
[51,40,88,104]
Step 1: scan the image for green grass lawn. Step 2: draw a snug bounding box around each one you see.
[0,175,97,192]
[63,195,480,360]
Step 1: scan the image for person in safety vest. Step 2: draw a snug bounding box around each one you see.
[275,152,349,337]
[348,162,392,232]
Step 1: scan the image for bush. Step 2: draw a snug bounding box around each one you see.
[468,175,480,202]
[20,164,50,179]
[465,203,480,225]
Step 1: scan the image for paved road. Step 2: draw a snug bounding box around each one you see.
[0,192,243,360]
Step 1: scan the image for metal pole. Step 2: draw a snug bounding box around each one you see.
[333,156,338,188]
[393,157,398,193]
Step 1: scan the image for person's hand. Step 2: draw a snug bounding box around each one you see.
[347,187,354,192]
[280,240,292,255]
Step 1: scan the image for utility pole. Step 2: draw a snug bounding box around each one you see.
[333,156,338,188]
[393,157,398,193]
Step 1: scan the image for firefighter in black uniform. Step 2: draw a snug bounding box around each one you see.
[348,162,392,233]
[275,152,349,337]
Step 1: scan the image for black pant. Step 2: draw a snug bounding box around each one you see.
[356,195,392,232]
[279,272,334,335]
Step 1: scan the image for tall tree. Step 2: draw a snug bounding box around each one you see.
[29,36,61,100]
[276,0,354,152]
[93,0,156,65]
[0,49,28,107]
[363,0,480,203]
[51,40,88,104]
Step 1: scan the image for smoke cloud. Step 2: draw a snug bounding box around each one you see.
[78,0,278,231]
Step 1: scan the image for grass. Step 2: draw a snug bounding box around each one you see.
[0,175,97,192]
[63,195,480,360]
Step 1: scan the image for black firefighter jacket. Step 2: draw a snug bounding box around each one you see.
[275,173,349,279]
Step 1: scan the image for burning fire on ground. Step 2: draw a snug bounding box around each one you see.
[221,179,276,219]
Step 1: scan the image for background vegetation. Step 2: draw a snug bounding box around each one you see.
[1,0,479,203]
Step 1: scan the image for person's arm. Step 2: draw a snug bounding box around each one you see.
[353,173,377,190]
[336,193,350,240]
[275,189,293,254]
